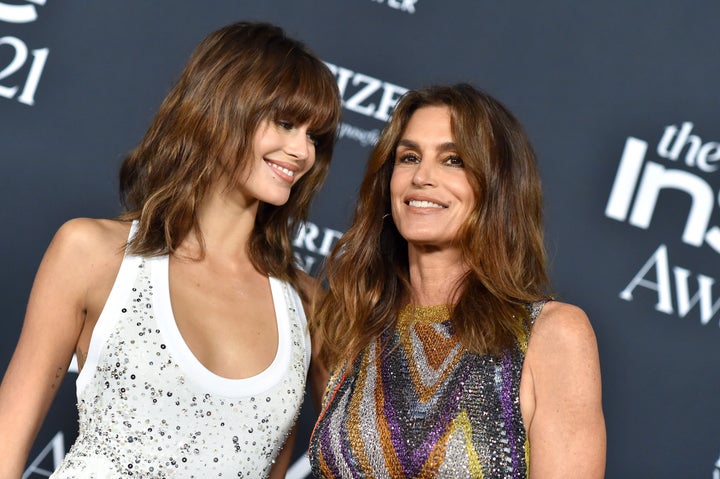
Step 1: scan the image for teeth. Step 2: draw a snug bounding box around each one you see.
[408,200,444,208]
[270,163,294,177]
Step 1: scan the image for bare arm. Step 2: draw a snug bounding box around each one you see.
[522,301,606,479]
[0,219,121,478]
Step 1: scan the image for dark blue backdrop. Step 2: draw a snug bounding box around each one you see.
[2,1,720,477]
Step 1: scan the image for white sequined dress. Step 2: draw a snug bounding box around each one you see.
[51,225,310,478]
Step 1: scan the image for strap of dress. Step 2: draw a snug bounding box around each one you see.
[527,300,548,325]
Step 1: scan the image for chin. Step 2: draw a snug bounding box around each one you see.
[403,232,459,248]
[401,230,446,242]
[264,193,293,206]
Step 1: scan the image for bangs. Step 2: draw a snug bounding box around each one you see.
[268,58,340,141]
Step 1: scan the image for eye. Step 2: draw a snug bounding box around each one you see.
[307,132,319,146]
[277,120,294,130]
[396,152,420,164]
[444,155,464,168]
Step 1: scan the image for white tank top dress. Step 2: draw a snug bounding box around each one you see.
[51,222,311,478]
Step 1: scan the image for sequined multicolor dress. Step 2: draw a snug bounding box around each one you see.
[309,302,545,479]
[51,224,310,478]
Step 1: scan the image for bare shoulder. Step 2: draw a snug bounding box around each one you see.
[525,300,600,381]
[530,300,597,354]
[43,218,132,284]
[52,217,130,252]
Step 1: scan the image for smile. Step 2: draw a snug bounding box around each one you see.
[268,162,295,177]
[407,200,445,209]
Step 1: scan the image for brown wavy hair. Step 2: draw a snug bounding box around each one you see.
[314,84,551,367]
[118,22,341,292]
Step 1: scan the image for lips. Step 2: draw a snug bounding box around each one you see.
[265,159,296,183]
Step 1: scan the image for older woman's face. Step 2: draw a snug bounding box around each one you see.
[390,105,475,250]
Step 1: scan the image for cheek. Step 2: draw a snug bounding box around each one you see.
[388,175,402,220]
[297,150,317,179]
[251,122,272,150]
[306,153,317,172]
[453,176,476,202]
[389,171,404,202]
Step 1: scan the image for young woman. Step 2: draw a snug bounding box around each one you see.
[0,21,340,478]
[309,84,605,478]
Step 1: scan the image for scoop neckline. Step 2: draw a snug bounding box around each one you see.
[150,255,291,397]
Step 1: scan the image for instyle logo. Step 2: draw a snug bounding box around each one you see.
[605,122,720,326]
[370,0,418,14]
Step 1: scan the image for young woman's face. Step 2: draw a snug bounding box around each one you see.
[390,105,476,250]
[237,118,318,206]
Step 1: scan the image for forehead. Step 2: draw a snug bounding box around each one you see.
[399,105,454,148]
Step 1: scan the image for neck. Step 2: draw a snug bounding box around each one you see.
[407,244,467,306]
[177,184,259,262]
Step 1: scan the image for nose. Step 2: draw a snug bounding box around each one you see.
[411,160,436,187]
[284,128,311,160]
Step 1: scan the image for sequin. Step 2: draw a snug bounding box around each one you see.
[51,236,310,479]
[309,302,546,479]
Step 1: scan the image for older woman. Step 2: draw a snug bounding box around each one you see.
[309,84,605,478]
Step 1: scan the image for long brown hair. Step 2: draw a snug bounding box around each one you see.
[118,22,341,292]
[314,84,550,367]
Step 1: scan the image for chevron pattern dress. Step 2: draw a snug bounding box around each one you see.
[309,302,545,479]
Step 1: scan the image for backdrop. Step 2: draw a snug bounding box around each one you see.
[2,1,719,477]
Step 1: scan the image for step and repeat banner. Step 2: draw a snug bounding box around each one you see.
[2,1,719,477]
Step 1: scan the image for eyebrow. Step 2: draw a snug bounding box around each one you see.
[397,139,457,152]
